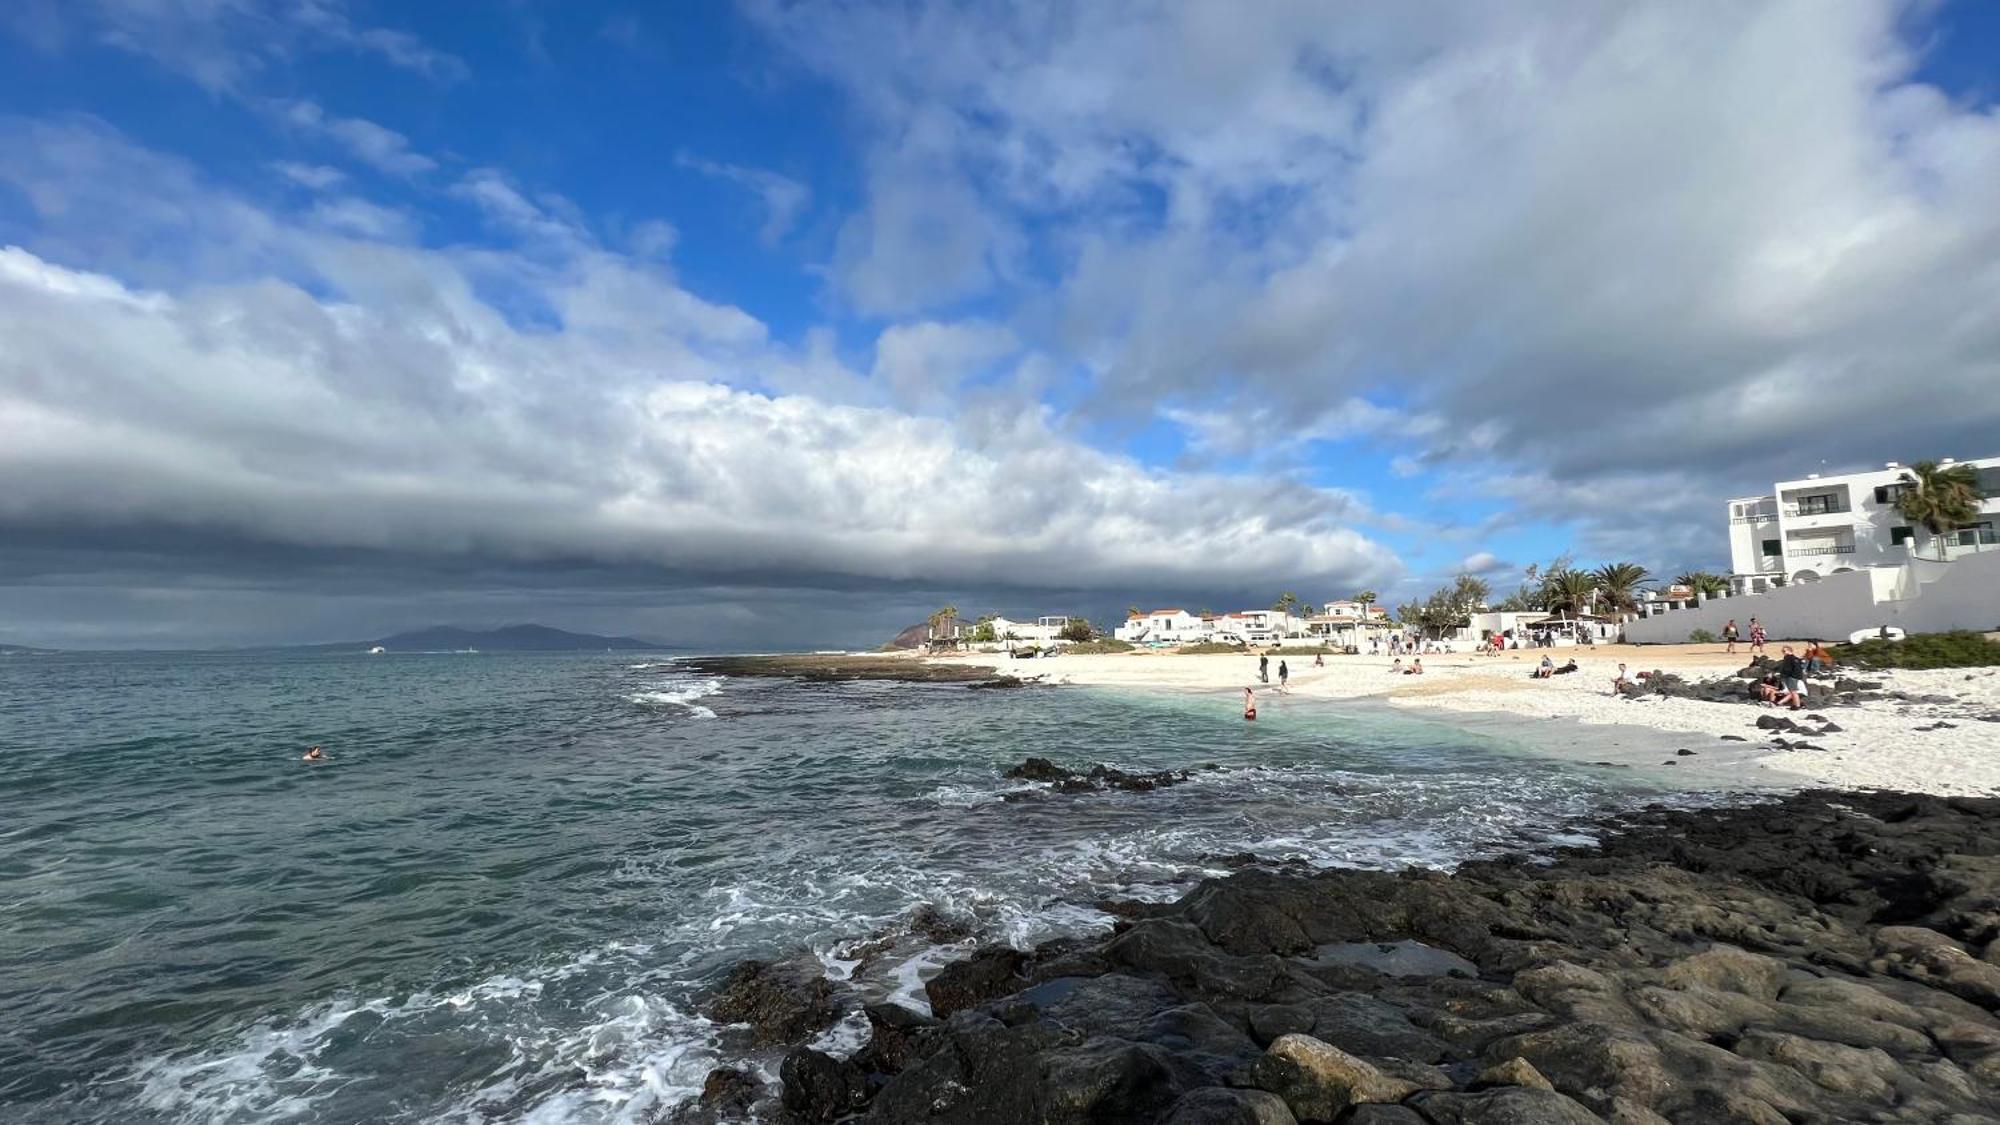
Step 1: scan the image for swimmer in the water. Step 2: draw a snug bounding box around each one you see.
[302,745,326,762]
[1242,687,1257,721]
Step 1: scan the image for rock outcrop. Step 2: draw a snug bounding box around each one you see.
[715,790,2000,1122]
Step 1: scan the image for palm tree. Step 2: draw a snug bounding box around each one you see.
[1592,562,1651,617]
[1895,460,1984,560]
[1540,569,1598,616]
[1127,604,1142,619]
[927,604,959,645]
[1272,591,1302,616]
[1674,571,1730,599]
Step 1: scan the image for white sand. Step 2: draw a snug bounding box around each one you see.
[925,644,2000,797]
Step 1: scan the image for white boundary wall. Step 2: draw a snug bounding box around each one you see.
[1625,551,2000,643]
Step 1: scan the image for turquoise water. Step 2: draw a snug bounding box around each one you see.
[1,650,1687,1123]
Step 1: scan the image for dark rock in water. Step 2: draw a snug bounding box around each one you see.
[852,1002,938,1076]
[779,1046,868,1122]
[908,903,974,944]
[1676,748,1697,756]
[668,1066,762,1123]
[706,957,848,1045]
[925,946,1028,1018]
[1002,756,1204,793]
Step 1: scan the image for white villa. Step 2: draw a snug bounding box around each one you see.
[988,615,1077,644]
[1116,602,1387,646]
[1727,455,2000,594]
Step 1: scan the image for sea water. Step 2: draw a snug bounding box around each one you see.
[1,650,1702,1123]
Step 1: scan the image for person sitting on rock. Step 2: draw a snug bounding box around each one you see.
[1754,674,1782,704]
[1611,663,1630,694]
[1803,641,1834,676]
[1533,655,1555,679]
[1776,647,1807,710]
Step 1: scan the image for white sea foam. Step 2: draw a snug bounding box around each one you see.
[628,677,721,719]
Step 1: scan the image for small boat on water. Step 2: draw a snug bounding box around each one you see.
[368,646,386,654]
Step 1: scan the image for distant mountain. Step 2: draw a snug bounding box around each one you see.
[361,625,671,652]
[0,643,52,654]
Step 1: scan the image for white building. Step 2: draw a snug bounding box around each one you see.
[1114,608,1206,644]
[988,615,1080,645]
[1305,601,1391,647]
[1727,455,2000,594]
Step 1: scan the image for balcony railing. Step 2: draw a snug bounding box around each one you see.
[1785,503,1851,517]
[1789,544,1856,557]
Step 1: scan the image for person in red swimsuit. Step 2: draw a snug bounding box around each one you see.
[1243,687,1257,721]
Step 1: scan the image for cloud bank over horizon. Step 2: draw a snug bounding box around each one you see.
[1,0,1996,646]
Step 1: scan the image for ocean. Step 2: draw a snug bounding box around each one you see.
[1,649,1695,1123]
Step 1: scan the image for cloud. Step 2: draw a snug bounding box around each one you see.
[0,123,1404,624]
[870,319,1018,408]
[276,100,436,176]
[752,0,2000,574]
[4,0,467,92]
[271,160,346,190]
[675,152,812,245]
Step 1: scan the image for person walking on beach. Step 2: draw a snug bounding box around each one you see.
[1313,651,1324,668]
[1776,646,1806,710]
[1749,618,1767,655]
[1242,687,1257,721]
[1278,660,1290,691]
[1723,619,1739,654]
[1258,652,1269,683]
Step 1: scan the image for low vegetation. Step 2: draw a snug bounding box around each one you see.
[1062,639,1134,654]
[1843,630,2000,670]
[1686,628,1718,644]
[1266,643,1337,654]
[1176,641,1247,655]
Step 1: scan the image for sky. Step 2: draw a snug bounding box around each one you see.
[0,0,1996,649]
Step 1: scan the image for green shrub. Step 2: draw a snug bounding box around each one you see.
[1267,643,1337,653]
[1686,628,1718,644]
[1062,639,1135,654]
[1177,641,1247,655]
[1843,630,2000,670]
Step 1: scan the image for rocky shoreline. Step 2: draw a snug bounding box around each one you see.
[681,788,2000,1123]
[682,653,1017,686]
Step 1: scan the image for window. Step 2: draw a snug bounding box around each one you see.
[1761,539,1781,557]
[1795,494,1844,515]
[1875,483,1913,505]
[1890,526,1915,546]
[1958,522,1997,546]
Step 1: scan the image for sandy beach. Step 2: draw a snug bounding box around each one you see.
[927,643,2000,796]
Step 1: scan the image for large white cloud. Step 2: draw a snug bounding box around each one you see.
[752,0,2000,572]
[0,122,1403,600]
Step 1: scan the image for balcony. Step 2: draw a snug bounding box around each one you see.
[1788,544,1856,558]
[1785,502,1851,517]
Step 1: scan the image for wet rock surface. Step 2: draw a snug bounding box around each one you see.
[1004,756,1221,793]
[726,790,2000,1123]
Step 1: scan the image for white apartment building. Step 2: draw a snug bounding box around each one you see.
[1727,455,2000,593]
[989,615,1080,644]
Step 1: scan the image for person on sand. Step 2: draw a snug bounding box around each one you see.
[1534,654,1555,679]
[302,745,326,762]
[1749,618,1767,655]
[1258,653,1269,684]
[1723,619,1739,654]
[1405,658,1424,675]
[1278,660,1290,691]
[1777,646,1807,710]
[1611,663,1630,695]
[1242,687,1257,721]
[1389,658,1403,674]
[1313,651,1324,668]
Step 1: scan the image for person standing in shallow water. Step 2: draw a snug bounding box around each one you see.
[1278,660,1289,692]
[1242,687,1257,721]
[1258,652,1269,683]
